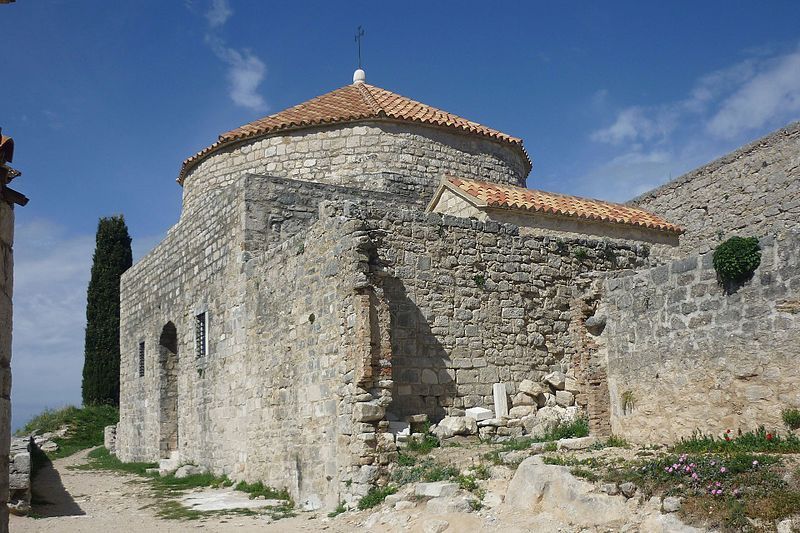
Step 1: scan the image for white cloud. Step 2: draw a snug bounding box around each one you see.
[11,220,93,429]
[575,45,800,203]
[198,1,268,113]
[206,35,268,112]
[205,0,232,28]
[10,219,164,430]
[707,47,800,138]
[590,106,675,145]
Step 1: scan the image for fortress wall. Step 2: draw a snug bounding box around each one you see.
[631,121,800,256]
[0,200,14,531]
[180,121,529,216]
[598,231,800,444]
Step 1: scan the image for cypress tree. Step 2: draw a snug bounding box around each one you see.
[81,215,132,406]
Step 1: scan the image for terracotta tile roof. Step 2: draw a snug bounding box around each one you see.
[445,177,683,234]
[177,83,529,183]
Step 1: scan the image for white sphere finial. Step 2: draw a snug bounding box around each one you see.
[353,68,366,84]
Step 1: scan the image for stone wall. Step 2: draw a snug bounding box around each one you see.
[631,121,800,256]
[117,171,247,464]
[344,205,651,420]
[181,121,529,216]
[595,231,800,444]
[0,199,13,531]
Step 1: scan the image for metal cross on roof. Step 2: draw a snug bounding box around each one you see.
[354,26,365,69]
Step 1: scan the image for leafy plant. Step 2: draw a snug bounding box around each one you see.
[327,501,347,517]
[473,273,486,288]
[233,481,291,501]
[358,485,397,510]
[782,408,800,431]
[712,236,761,284]
[672,427,800,454]
[406,434,440,455]
[621,390,635,415]
[573,247,589,261]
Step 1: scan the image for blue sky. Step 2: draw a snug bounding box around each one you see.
[4,0,800,430]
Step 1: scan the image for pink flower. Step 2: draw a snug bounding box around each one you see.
[692,473,699,480]
[720,467,727,473]
[752,460,759,467]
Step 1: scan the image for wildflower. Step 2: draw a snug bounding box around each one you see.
[710,460,716,466]
[691,473,699,480]
[752,460,759,467]
[766,433,774,441]
[720,467,727,474]
[715,481,721,487]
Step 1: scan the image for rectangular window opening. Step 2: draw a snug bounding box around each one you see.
[138,341,145,377]
[195,312,208,358]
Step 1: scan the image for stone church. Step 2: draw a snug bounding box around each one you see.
[116,69,799,510]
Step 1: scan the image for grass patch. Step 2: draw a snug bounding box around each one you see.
[358,485,397,510]
[542,444,798,532]
[405,434,440,455]
[396,453,416,467]
[233,480,291,501]
[71,446,157,475]
[672,427,800,454]
[782,408,800,431]
[152,472,234,494]
[327,500,347,518]
[19,405,119,458]
[391,458,459,485]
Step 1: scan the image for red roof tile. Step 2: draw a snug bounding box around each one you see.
[445,177,683,234]
[177,83,529,183]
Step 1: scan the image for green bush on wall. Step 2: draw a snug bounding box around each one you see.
[712,236,761,283]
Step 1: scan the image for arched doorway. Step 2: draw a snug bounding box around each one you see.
[159,322,179,458]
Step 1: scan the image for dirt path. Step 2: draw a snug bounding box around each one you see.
[9,448,356,532]
[6,447,588,532]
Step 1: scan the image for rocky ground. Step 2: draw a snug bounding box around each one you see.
[8,437,750,533]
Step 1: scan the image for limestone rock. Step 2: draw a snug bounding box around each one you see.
[432,416,476,439]
[354,401,385,422]
[508,405,535,418]
[511,392,535,406]
[423,518,450,533]
[425,496,473,514]
[506,457,629,527]
[544,371,566,390]
[175,464,206,479]
[482,491,504,508]
[620,482,637,498]
[555,390,574,407]
[557,436,597,451]
[601,483,619,496]
[518,379,548,397]
[662,496,681,513]
[464,406,493,422]
[415,482,459,498]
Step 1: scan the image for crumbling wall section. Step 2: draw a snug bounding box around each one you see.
[600,231,800,443]
[241,207,393,509]
[631,121,800,256]
[338,205,651,421]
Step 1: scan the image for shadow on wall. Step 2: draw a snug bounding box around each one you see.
[383,277,455,421]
